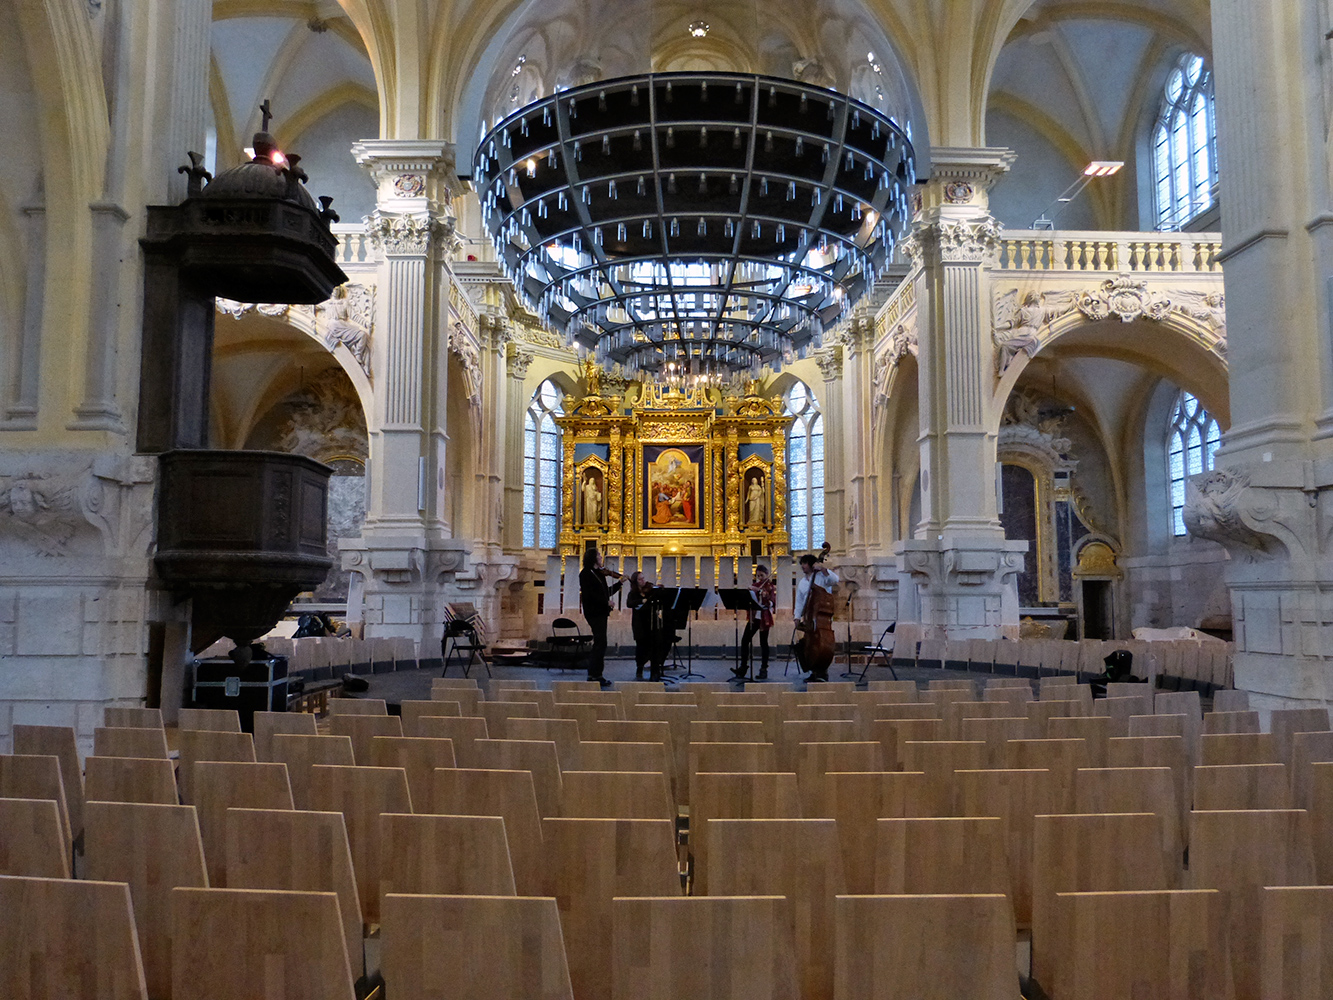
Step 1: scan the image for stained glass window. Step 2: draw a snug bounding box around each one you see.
[1168,390,1221,536]
[787,381,824,552]
[1153,54,1217,231]
[523,380,565,549]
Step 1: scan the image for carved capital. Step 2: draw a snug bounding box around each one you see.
[508,347,534,380]
[903,217,1005,266]
[815,347,843,382]
[366,211,456,257]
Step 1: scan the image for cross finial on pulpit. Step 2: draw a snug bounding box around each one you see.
[260,99,273,132]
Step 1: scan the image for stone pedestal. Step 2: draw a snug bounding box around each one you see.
[896,536,1026,637]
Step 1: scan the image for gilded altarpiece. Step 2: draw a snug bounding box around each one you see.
[555,377,793,557]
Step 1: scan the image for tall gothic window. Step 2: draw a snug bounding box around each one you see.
[1168,390,1221,536]
[787,380,824,551]
[523,380,564,549]
[1153,53,1217,230]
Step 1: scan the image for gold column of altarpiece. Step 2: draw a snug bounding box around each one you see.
[555,372,794,560]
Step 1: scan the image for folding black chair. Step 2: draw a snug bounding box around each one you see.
[855,622,898,683]
[545,617,592,674]
[442,605,490,678]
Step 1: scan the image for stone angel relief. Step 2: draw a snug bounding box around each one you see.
[320,284,375,372]
[0,473,80,556]
[992,289,1076,374]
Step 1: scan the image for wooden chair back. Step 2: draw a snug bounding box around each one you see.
[83,801,208,999]
[224,807,364,980]
[874,816,1010,897]
[472,738,564,818]
[268,733,355,810]
[1261,886,1333,1000]
[104,707,164,729]
[0,798,69,878]
[432,767,545,895]
[1200,732,1278,766]
[505,717,584,770]
[307,764,412,925]
[94,726,169,760]
[368,735,456,813]
[1203,711,1261,736]
[1193,763,1290,810]
[416,715,488,766]
[690,771,800,894]
[689,742,779,807]
[176,730,256,804]
[379,812,517,898]
[955,768,1053,929]
[827,771,929,894]
[327,713,403,766]
[794,741,883,817]
[177,708,241,732]
[191,761,293,887]
[0,753,72,857]
[12,725,83,843]
[562,770,675,821]
[251,711,317,761]
[0,875,148,1000]
[1075,767,1183,877]
[326,698,388,717]
[84,755,178,805]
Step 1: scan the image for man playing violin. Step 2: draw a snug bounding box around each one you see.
[579,548,624,687]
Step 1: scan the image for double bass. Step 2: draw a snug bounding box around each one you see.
[795,576,837,677]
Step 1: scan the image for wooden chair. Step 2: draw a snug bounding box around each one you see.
[1270,708,1331,765]
[572,741,674,785]
[0,875,148,1000]
[868,718,944,771]
[628,704,701,803]
[225,807,365,981]
[707,818,845,1000]
[1031,812,1170,992]
[1311,762,1333,882]
[326,698,388,717]
[592,718,675,747]
[1189,809,1316,1000]
[417,715,489,767]
[94,726,169,760]
[479,699,541,734]
[612,896,796,1000]
[1006,738,1088,813]
[1194,763,1290,810]
[368,735,456,813]
[983,685,1034,708]
[268,733,355,810]
[83,801,208,1000]
[690,719,768,744]
[1107,735,1192,852]
[250,710,317,762]
[556,701,624,734]
[191,761,293,888]
[690,771,800,894]
[1203,711,1261,736]
[327,713,403,765]
[1291,730,1333,810]
[433,767,546,895]
[1212,689,1250,714]
[170,887,355,1000]
[104,706,164,729]
[1058,889,1233,1000]
[177,708,242,732]
[429,682,481,716]
[794,741,882,817]
[84,756,178,805]
[958,716,1030,767]
[944,701,1020,741]
[1201,732,1278,766]
[472,738,564,818]
[955,767,1053,929]
[0,798,69,878]
[834,893,1017,1000]
[1047,715,1116,765]
[307,764,412,926]
[1075,767,1183,877]
[382,893,572,1000]
[552,679,603,698]
[562,770,675,821]
[498,688,560,717]
[779,720,857,772]
[688,742,779,807]
[714,704,782,744]
[827,771,929,894]
[394,700,458,738]
[899,740,988,816]
[505,717,584,770]
[874,816,1010,897]
[0,753,73,858]
[379,812,517,898]
[176,730,255,804]
[12,725,84,845]
[545,818,681,1000]
[1261,886,1333,1000]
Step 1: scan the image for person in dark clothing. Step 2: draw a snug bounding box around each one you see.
[579,548,623,686]
[1090,649,1136,698]
[625,571,664,681]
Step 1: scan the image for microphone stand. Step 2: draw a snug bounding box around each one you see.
[840,583,859,678]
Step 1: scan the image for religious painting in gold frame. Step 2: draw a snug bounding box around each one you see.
[641,444,704,531]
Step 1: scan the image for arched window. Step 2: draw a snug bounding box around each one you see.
[1168,390,1221,536]
[786,380,824,551]
[1153,53,1217,231]
[523,380,564,549]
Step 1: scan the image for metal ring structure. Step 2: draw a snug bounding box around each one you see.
[474,72,916,377]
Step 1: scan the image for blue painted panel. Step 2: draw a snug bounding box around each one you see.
[738,443,773,462]
[574,443,610,462]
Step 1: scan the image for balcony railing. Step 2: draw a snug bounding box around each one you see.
[996,231,1222,273]
[331,224,374,265]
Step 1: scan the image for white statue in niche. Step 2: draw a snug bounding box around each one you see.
[583,474,603,525]
[746,474,766,525]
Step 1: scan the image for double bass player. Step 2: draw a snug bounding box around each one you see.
[793,552,839,682]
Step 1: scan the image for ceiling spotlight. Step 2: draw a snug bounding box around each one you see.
[1084,160,1124,177]
[688,20,710,37]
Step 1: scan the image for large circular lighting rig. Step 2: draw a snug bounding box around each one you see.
[474,72,916,377]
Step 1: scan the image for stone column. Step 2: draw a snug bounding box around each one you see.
[503,344,533,550]
[841,314,874,557]
[895,148,1025,638]
[1185,0,1333,709]
[816,345,845,550]
[341,140,468,644]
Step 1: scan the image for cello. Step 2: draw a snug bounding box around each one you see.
[795,575,837,679]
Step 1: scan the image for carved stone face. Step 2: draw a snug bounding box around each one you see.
[9,482,37,517]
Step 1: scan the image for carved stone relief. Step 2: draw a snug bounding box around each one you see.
[450,323,484,406]
[216,284,375,376]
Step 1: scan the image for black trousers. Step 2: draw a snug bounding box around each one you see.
[741,621,770,674]
[586,615,609,679]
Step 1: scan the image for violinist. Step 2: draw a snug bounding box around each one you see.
[794,552,839,682]
[626,571,662,681]
[733,564,776,680]
[579,548,624,687]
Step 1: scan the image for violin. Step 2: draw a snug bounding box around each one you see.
[795,574,837,677]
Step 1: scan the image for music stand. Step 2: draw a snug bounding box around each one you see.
[718,588,762,681]
[839,583,860,678]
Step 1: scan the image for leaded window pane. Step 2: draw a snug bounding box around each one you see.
[539,514,557,549]
[523,483,536,513]
[1154,53,1217,230]
[523,512,535,549]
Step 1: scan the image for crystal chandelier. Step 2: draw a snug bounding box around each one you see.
[474,72,916,376]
